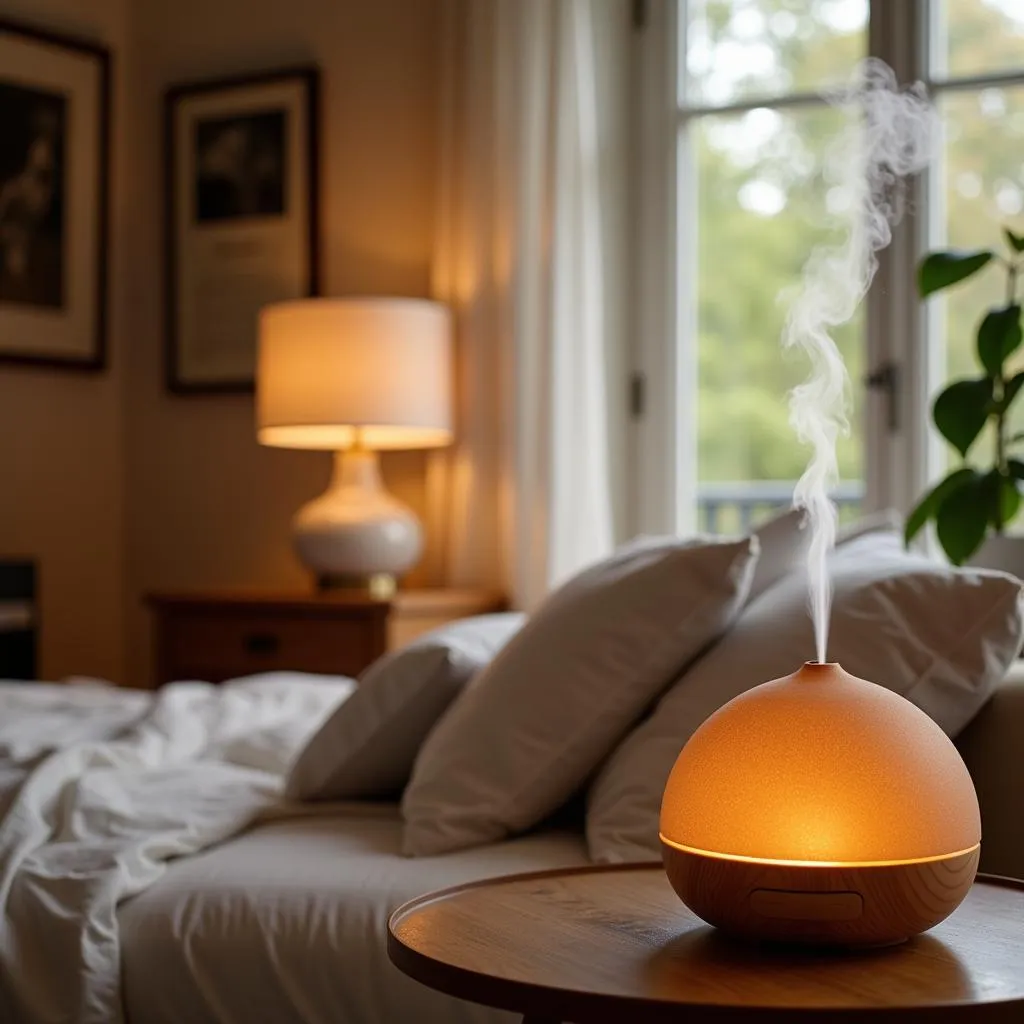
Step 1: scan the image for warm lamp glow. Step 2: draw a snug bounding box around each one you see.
[254,297,453,589]
[660,662,981,946]
[259,423,452,451]
[257,298,453,451]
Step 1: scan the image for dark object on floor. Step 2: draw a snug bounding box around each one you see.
[0,558,36,680]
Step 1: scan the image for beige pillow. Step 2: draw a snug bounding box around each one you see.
[585,530,1024,863]
[285,613,525,801]
[400,535,759,856]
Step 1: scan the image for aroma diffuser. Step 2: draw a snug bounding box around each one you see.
[660,662,980,946]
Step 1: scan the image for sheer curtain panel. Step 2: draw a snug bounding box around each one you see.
[429,0,628,610]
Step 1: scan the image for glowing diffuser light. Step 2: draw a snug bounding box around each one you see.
[660,662,981,946]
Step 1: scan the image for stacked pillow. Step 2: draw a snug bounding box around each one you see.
[287,508,1022,867]
[584,527,1024,862]
[400,534,760,855]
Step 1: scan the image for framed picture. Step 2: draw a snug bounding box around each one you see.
[0,19,110,370]
[165,66,319,393]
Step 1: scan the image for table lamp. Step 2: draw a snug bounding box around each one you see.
[660,661,980,946]
[257,298,453,595]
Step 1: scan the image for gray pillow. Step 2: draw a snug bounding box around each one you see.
[747,506,903,603]
[285,613,525,801]
[747,507,807,602]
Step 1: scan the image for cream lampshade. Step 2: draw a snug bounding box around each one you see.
[257,298,453,593]
[660,662,981,947]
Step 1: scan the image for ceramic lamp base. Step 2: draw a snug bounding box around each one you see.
[316,572,397,599]
[293,448,422,586]
[662,840,980,947]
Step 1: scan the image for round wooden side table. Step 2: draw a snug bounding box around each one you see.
[388,863,1024,1024]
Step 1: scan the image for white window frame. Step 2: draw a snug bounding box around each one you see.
[630,0,1024,538]
[630,0,684,536]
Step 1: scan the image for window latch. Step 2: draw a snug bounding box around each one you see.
[864,361,900,433]
[630,372,646,420]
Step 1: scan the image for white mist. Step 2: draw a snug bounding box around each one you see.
[785,59,936,664]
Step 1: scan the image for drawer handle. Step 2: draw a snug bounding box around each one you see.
[243,632,280,656]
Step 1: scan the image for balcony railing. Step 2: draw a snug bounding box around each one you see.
[697,480,865,534]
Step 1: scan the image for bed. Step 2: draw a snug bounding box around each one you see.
[2,660,1023,1024]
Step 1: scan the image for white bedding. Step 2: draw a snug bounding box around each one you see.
[0,675,354,1024]
[119,810,590,1024]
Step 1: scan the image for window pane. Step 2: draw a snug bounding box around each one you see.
[933,87,1024,488]
[933,0,1024,81]
[691,105,863,533]
[682,0,867,109]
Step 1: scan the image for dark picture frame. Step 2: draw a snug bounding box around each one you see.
[0,18,110,371]
[164,66,319,393]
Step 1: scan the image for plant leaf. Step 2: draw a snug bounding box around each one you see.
[977,304,1023,377]
[936,474,990,565]
[1004,371,1024,411]
[904,467,978,544]
[918,250,994,297]
[1009,458,1024,480]
[999,475,1022,528]
[932,377,993,457]
[1005,227,1024,254]
[986,469,1022,530]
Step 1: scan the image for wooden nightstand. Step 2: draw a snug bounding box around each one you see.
[390,864,1024,1024]
[146,588,506,687]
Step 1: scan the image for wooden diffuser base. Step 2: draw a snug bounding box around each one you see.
[662,841,980,946]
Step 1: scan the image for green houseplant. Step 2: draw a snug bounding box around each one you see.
[906,227,1024,565]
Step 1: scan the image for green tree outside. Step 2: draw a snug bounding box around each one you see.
[684,0,1024,530]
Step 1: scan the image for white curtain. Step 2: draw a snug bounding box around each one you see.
[429,0,627,610]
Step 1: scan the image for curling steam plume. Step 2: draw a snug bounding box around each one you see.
[785,59,936,664]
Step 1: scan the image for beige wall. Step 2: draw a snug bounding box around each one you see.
[0,0,130,682]
[123,0,442,684]
[0,0,444,684]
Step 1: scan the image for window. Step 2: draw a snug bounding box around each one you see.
[633,0,1024,537]
[925,1,1024,492]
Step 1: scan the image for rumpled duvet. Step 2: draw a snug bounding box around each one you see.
[0,674,353,1024]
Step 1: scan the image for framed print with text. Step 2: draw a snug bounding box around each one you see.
[0,19,110,370]
[165,66,319,392]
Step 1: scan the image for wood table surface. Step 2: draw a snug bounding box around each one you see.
[387,863,1024,1024]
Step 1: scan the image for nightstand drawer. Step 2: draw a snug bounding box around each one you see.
[160,610,378,682]
[148,588,505,688]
